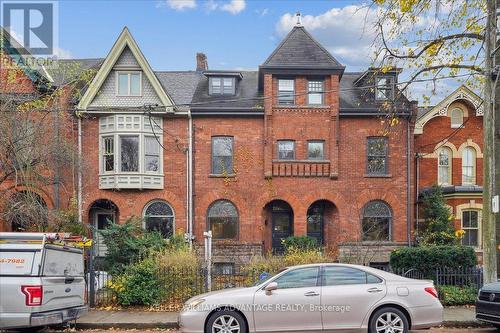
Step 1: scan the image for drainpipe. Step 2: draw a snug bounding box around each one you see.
[188,110,194,249]
[77,116,83,224]
[415,153,420,239]
[406,102,418,247]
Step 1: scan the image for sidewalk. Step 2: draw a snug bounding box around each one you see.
[76,306,486,329]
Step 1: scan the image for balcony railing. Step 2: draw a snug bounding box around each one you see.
[272,160,331,177]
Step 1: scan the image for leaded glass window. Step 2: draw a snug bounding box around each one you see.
[103,136,114,172]
[212,136,234,175]
[144,201,174,238]
[367,137,388,175]
[362,201,391,241]
[207,200,238,239]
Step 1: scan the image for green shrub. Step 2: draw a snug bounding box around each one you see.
[99,217,167,274]
[282,236,319,252]
[419,185,459,245]
[111,259,163,306]
[243,247,334,284]
[437,285,477,306]
[390,245,477,276]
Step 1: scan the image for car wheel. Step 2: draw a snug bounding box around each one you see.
[206,309,247,333]
[369,307,409,333]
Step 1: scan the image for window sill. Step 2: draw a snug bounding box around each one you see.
[209,173,236,178]
[273,105,330,109]
[99,173,164,189]
[364,174,392,178]
[272,159,330,163]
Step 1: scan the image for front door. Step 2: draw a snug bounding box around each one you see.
[253,266,322,332]
[307,203,324,245]
[93,212,114,257]
[272,211,292,254]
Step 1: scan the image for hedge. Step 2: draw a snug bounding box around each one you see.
[437,285,477,306]
[390,245,477,276]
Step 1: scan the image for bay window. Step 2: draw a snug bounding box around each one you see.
[99,115,164,189]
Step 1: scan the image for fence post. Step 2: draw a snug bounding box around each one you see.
[204,231,212,292]
[88,237,96,307]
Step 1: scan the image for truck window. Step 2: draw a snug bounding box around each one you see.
[0,251,36,276]
[42,247,84,277]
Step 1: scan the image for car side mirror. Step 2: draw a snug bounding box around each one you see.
[264,282,278,295]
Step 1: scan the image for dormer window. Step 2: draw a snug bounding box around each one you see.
[117,72,142,96]
[209,77,235,95]
[375,76,394,100]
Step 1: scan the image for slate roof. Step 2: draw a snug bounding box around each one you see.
[190,71,263,113]
[261,26,344,69]
[155,71,202,107]
[417,106,435,120]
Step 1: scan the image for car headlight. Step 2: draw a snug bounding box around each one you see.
[186,298,205,308]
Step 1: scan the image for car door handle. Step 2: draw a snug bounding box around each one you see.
[367,287,383,293]
[304,291,320,297]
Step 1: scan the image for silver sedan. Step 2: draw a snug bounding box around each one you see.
[178,263,443,333]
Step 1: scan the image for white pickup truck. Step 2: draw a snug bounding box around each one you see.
[0,232,88,330]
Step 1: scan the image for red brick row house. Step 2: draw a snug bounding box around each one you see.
[2,18,448,267]
[415,85,484,257]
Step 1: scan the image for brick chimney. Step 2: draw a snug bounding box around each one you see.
[196,52,208,71]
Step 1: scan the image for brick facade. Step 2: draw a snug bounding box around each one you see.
[415,87,483,254]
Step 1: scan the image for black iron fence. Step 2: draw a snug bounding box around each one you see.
[86,264,483,309]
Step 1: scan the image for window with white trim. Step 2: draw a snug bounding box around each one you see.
[308,80,324,105]
[277,140,295,160]
[98,115,163,189]
[209,77,235,95]
[278,79,295,105]
[462,146,476,185]
[117,72,142,96]
[461,210,480,247]
[438,147,452,185]
[450,108,464,128]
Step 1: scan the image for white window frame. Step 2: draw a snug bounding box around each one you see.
[462,146,476,185]
[278,79,295,105]
[142,200,175,238]
[307,80,324,105]
[450,108,464,128]
[99,115,163,175]
[437,147,452,185]
[102,136,115,173]
[116,71,142,97]
[461,210,481,248]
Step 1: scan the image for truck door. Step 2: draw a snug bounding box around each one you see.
[40,245,85,311]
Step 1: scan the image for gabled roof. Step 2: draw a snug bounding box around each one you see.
[261,26,344,70]
[77,27,174,111]
[414,85,482,134]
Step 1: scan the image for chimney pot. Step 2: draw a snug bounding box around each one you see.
[196,52,208,71]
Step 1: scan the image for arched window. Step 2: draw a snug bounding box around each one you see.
[143,200,174,238]
[450,108,464,128]
[362,201,392,241]
[207,200,238,239]
[462,147,476,185]
[438,147,452,185]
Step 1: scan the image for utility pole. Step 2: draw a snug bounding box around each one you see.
[484,0,498,284]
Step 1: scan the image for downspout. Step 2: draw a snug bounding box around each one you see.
[77,115,83,224]
[188,110,194,249]
[407,119,411,246]
[415,153,420,239]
